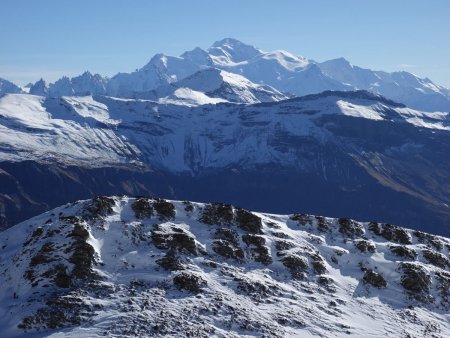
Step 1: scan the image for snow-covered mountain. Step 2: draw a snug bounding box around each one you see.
[317,58,450,112]
[48,72,108,97]
[0,196,449,337]
[201,38,450,112]
[0,78,23,96]
[106,53,205,98]
[101,38,350,100]
[1,90,448,169]
[4,38,448,112]
[1,90,450,235]
[29,79,48,96]
[139,68,289,105]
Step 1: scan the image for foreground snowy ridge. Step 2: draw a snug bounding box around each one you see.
[0,196,449,337]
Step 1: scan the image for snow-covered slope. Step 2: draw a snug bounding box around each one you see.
[142,68,289,105]
[175,68,288,103]
[156,87,227,106]
[0,94,139,166]
[0,196,449,337]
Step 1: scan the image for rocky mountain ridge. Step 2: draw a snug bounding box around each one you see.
[0,196,449,337]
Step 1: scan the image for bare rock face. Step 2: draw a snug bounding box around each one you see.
[156,250,185,271]
[338,218,364,238]
[199,203,263,234]
[242,234,272,265]
[153,198,176,220]
[422,249,450,269]
[1,196,449,337]
[354,239,376,253]
[131,197,154,219]
[151,223,199,255]
[369,222,412,244]
[399,263,431,294]
[16,213,106,331]
[130,197,176,221]
[363,270,387,288]
[173,272,207,292]
[281,254,309,279]
[235,208,263,234]
[212,239,245,260]
[199,203,234,225]
[389,245,417,259]
[84,196,115,218]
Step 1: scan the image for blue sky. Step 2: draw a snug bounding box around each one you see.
[1,0,449,87]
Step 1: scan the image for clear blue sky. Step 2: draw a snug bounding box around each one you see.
[1,0,449,87]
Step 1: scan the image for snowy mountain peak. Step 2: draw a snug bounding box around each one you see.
[319,57,354,75]
[0,78,23,96]
[29,78,48,96]
[144,53,170,69]
[208,37,263,65]
[210,37,261,53]
[180,47,214,66]
[0,196,448,337]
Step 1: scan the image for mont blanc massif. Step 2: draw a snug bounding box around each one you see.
[0,38,449,337]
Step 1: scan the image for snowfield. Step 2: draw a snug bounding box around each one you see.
[0,196,449,337]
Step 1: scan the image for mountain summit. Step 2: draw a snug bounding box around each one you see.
[208,37,263,64]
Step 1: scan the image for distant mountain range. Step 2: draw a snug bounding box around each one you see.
[1,38,450,112]
[1,38,450,237]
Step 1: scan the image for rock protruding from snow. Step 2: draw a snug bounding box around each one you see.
[29,78,48,96]
[0,196,449,337]
[48,72,108,97]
